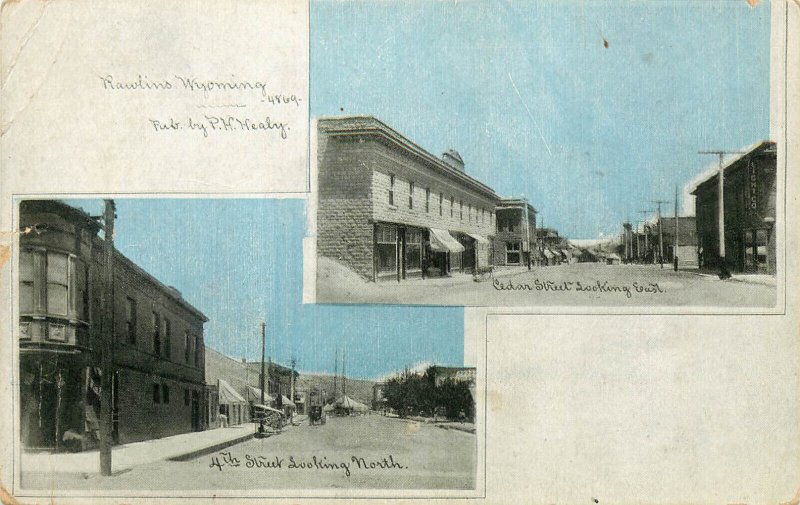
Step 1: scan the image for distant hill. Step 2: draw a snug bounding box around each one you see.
[295,373,375,406]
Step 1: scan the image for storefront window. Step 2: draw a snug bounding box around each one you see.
[405,229,422,272]
[376,224,397,276]
[506,242,521,265]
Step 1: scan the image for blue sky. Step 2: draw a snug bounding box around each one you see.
[311,0,771,239]
[66,199,464,380]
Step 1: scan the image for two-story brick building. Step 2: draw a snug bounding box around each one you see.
[493,198,537,267]
[691,141,777,274]
[316,116,500,281]
[18,200,208,451]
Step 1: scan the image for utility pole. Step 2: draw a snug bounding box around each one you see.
[342,348,347,396]
[699,150,746,279]
[99,200,115,476]
[651,200,669,268]
[523,199,532,270]
[333,347,338,400]
[674,185,679,272]
[638,210,654,264]
[290,356,296,420]
[257,320,266,435]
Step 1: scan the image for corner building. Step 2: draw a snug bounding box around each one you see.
[691,141,777,274]
[18,200,208,451]
[317,116,499,281]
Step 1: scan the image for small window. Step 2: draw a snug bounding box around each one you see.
[460,201,463,221]
[126,297,137,344]
[162,384,170,404]
[450,197,454,218]
[153,383,161,404]
[468,204,472,223]
[163,318,171,360]
[184,331,191,363]
[388,174,395,206]
[46,252,69,316]
[439,193,443,216]
[425,188,430,213]
[195,334,202,366]
[19,250,36,314]
[184,389,190,406]
[152,311,161,357]
[409,181,414,209]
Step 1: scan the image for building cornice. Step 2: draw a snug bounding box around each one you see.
[318,116,500,202]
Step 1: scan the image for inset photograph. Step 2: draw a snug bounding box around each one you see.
[13,199,479,496]
[310,0,779,309]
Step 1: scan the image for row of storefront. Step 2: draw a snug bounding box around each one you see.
[316,116,535,282]
[373,223,491,281]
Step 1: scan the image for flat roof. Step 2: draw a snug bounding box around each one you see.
[318,115,500,201]
[689,140,776,195]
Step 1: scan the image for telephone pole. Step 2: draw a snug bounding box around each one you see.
[257,320,266,436]
[674,185,680,272]
[333,347,338,400]
[290,356,296,420]
[699,150,746,279]
[638,210,654,263]
[651,200,669,268]
[99,200,116,476]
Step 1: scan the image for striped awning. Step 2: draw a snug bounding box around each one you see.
[429,228,465,253]
[466,233,489,245]
[247,385,275,404]
[218,379,246,405]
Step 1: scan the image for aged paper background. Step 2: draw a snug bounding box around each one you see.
[2,0,798,504]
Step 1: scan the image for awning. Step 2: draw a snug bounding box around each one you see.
[278,395,296,408]
[218,379,246,404]
[429,228,465,253]
[466,233,489,245]
[247,385,274,404]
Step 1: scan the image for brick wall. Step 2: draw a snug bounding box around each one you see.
[367,140,496,238]
[116,366,203,444]
[112,257,205,386]
[316,135,376,280]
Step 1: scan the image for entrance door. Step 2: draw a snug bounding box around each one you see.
[111,372,119,443]
[744,229,768,273]
[191,391,200,431]
[461,237,476,271]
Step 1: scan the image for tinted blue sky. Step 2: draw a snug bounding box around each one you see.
[311,0,771,239]
[66,199,464,379]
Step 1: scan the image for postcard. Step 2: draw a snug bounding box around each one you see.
[1,1,798,504]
